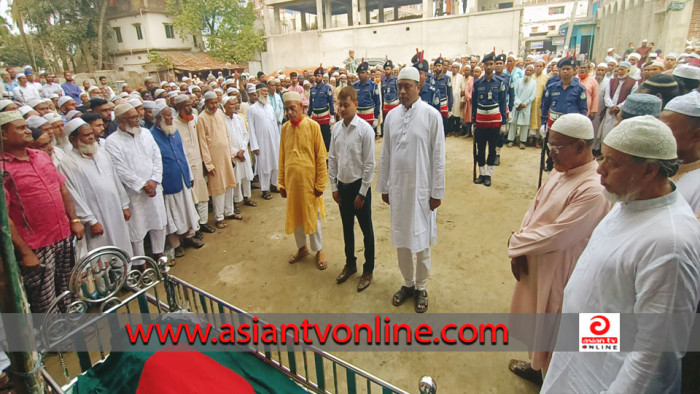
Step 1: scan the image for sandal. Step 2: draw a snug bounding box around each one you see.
[0,371,12,390]
[288,248,309,264]
[508,359,543,386]
[225,213,243,220]
[315,252,328,270]
[415,289,428,313]
[215,221,227,229]
[244,200,257,207]
[392,286,415,306]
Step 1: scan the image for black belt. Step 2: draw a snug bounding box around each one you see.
[337,179,362,188]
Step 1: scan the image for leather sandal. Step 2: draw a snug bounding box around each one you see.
[415,289,428,313]
[288,248,309,264]
[508,359,543,386]
[392,285,415,306]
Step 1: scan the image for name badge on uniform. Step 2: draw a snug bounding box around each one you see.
[488,90,492,100]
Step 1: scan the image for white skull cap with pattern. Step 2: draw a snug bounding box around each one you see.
[603,115,677,160]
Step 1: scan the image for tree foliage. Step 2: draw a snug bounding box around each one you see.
[165,0,264,64]
[0,33,47,68]
[147,51,174,70]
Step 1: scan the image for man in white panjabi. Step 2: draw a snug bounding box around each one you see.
[196,91,237,229]
[172,94,215,234]
[660,90,700,219]
[150,104,205,259]
[104,103,167,263]
[596,61,638,152]
[58,118,133,256]
[507,64,537,149]
[376,66,445,313]
[449,62,465,136]
[222,96,256,209]
[542,116,700,393]
[248,82,280,200]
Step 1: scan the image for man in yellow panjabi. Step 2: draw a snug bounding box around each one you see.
[279,91,329,270]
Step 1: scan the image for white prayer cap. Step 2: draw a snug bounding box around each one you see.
[279,75,286,80]
[273,78,280,84]
[221,96,232,106]
[160,81,168,87]
[628,53,641,60]
[155,98,167,107]
[224,78,235,86]
[181,76,190,82]
[332,72,339,77]
[119,92,129,98]
[596,63,608,69]
[190,85,201,91]
[174,95,191,106]
[451,62,461,68]
[128,98,143,108]
[226,87,239,95]
[673,64,700,81]
[28,99,44,108]
[153,103,169,118]
[525,64,535,70]
[663,90,700,117]
[398,66,419,82]
[0,111,22,126]
[619,61,631,69]
[64,118,88,136]
[535,59,546,65]
[666,52,678,59]
[65,110,82,121]
[603,115,677,160]
[153,89,166,98]
[167,91,178,98]
[50,94,59,99]
[283,91,301,102]
[339,73,347,78]
[114,103,135,118]
[25,115,47,130]
[607,48,615,53]
[109,95,121,103]
[246,84,256,93]
[550,113,594,140]
[642,39,648,43]
[203,91,217,101]
[302,80,310,86]
[650,61,665,69]
[607,59,618,66]
[88,86,101,93]
[168,82,177,88]
[213,88,223,94]
[43,112,62,124]
[18,106,33,116]
[0,99,14,110]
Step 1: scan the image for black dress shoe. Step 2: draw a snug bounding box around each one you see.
[474,175,485,184]
[484,176,492,187]
[494,155,501,166]
[270,185,279,193]
[336,265,357,284]
[200,223,216,233]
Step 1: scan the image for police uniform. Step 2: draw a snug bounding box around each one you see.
[540,57,588,170]
[381,60,399,116]
[353,61,381,130]
[410,59,440,112]
[307,66,335,151]
[431,57,454,135]
[471,53,507,186]
[493,54,515,164]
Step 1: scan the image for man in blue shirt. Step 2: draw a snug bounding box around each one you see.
[61,70,83,106]
[431,57,453,134]
[307,65,335,151]
[494,54,514,166]
[472,53,507,187]
[353,60,381,136]
[150,104,204,258]
[381,59,399,138]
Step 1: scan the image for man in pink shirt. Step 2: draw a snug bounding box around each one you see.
[577,60,599,120]
[507,113,611,385]
[1,110,85,313]
[287,72,306,107]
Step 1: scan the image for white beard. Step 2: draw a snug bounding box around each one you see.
[78,141,99,155]
[258,95,268,105]
[524,76,531,83]
[53,135,69,147]
[161,124,176,135]
[603,189,639,204]
[129,126,142,135]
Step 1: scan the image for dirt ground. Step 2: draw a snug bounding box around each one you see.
[163,134,546,393]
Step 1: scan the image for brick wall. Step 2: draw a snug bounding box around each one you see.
[689,0,700,43]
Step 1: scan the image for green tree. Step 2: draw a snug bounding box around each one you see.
[165,0,264,64]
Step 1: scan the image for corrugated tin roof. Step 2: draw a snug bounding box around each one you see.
[165,52,244,72]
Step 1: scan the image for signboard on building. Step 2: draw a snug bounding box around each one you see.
[531,41,544,49]
[552,36,565,46]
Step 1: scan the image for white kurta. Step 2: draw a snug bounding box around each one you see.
[510,78,537,126]
[104,128,167,241]
[226,113,254,181]
[173,114,209,204]
[376,99,446,253]
[248,102,280,177]
[675,164,700,219]
[542,190,700,394]
[58,148,133,256]
[450,73,465,117]
[598,77,638,141]
[164,183,200,235]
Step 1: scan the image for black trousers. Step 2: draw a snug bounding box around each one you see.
[475,127,499,166]
[442,116,450,136]
[448,116,462,135]
[338,180,375,274]
[320,123,331,152]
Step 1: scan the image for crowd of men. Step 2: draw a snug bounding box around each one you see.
[0,38,699,392]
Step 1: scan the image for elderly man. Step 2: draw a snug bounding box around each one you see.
[104,104,167,262]
[661,91,700,219]
[627,53,642,80]
[223,96,256,210]
[57,118,133,256]
[541,116,700,393]
[529,60,550,145]
[248,83,280,200]
[150,104,204,258]
[196,91,237,228]
[279,91,328,270]
[507,64,537,149]
[449,62,466,137]
[268,79,284,128]
[377,67,445,313]
[507,114,611,384]
[329,86,376,291]
[57,96,77,119]
[596,62,638,154]
[173,95,214,234]
[577,60,599,120]
[1,111,85,312]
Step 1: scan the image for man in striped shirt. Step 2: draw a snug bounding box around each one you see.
[472,53,507,187]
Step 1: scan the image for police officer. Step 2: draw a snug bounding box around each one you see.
[493,54,514,166]
[412,54,441,112]
[308,65,335,151]
[353,60,381,136]
[472,53,507,187]
[432,57,453,134]
[381,59,399,138]
[540,57,587,171]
